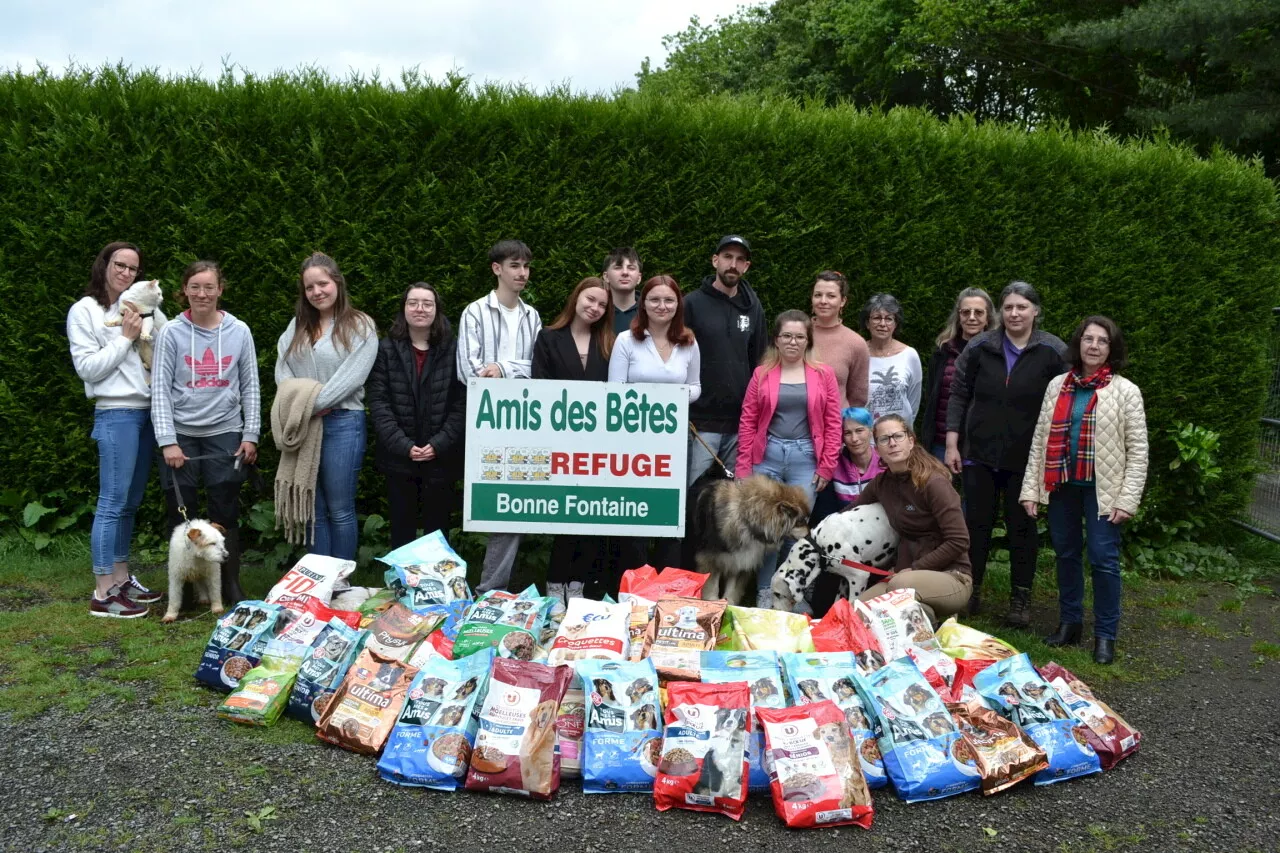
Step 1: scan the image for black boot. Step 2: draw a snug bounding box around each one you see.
[966,589,982,617]
[219,524,245,607]
[1044,623,1083,647]
[1094,637,1116,665]
[1004,586,1032,629]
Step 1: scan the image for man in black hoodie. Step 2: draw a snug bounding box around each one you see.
[684,235,768,484]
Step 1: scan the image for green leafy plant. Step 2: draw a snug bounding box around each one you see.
[0,488,94,551]
[243,805,278,834]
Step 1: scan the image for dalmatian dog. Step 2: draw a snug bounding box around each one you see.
[771,503,899,612]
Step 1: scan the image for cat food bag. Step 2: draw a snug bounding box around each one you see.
[781,651,886,789]
[973,653,1102,785]
[862,588,956,688]
[465,658,573,799]
[195,600,286,692]
[316,648,418,755]
[546,598,632,666]
[377,648,494,790]
[653,681,751,820]
[380,530,471,607]
[453,587,555,662]
[936,617,1019,661]
[266,553,356,606]
[855,655,980,802]
[721,606,815,653]
[644,596,726,681]
[758,702,875,830]
[274,594,362,646]
[364,602,442,662]
[577,659,663,793]
[1039,662,1141,770]
[701,650,786,792]
[286,619,366,723]
[618,565,708,607]
[216,639,307,726]
[556,679,587,779]
[946,698,1047,795]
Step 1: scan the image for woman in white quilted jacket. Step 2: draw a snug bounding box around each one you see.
[1020,316,1148,664]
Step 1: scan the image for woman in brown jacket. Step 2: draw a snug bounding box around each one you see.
[850,413,972,624]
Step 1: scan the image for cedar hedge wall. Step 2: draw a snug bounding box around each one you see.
[2,67,1277,535]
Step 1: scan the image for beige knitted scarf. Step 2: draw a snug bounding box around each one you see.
[272,378,324,546]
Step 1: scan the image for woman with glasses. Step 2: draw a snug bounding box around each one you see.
[736,309,842,607]
[1020,316,1148,664]
[921,288,997,461]
[67,242,168,618]
[151,261,260,610]
[861,293,922,426]
[848,414,971,625]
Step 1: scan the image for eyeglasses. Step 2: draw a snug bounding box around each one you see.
[112,261,139,275]
[875,432,910,447]
[868,314,896,324]
[777,333,807,343]
[185,284,219,295]
[959,309,986,318]
[405,300,435,310]
[1081,335,1110,346]
[646,297,677,307]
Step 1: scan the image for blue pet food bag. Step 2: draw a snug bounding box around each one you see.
[781,651,887,789]
[286,618,365,723]
[577,659,664,793]
[195,601,286,692]
[702,650,787,792]
[380,530,471,607]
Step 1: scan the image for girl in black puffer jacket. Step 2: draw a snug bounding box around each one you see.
[367,283,467,548]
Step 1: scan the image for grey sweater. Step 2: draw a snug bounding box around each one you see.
[274,316,378,413]
[152,310,261,446]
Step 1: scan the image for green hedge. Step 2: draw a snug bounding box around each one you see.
[2,67,1277,539]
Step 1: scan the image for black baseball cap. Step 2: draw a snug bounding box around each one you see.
[715,235,751,256]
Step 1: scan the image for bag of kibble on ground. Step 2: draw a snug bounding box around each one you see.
[380,530,471,607]
[465,658,573,799]
[274,594,362,646]
[758,701,874,829]
[654,681,751,820]
[973,653,1102,785]
[317,648,419,755]
[644,596,726,681]
[556,678,587,779]
[546,598,631,666]
[946,698,1047,795]
[286,619,366,723]
[702,650,787,791]
[453,586,555,662]
[862,588,956,689]
[195,601,286,692]
[217,639,307,726]
[810,598,884,670]
[935,617,1019,661]
[577,659,664,793]
[721,606,815,653]
[618,565,708,606]
[1039,662,1141,770]
[364,602,442,662]
[377,648,494,790]
[266,553,356,606]
[781,651,886,789]
[855,655,980,802]
[355,589,399,627]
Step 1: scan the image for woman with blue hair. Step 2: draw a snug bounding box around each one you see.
[809,406,886,524]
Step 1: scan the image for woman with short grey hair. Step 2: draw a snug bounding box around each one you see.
[861,293,922,426]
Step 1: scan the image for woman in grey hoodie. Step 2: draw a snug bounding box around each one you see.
[151,260,261,607]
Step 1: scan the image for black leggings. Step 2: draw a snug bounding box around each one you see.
[962,464,1038,591]
[548,535,608,586]
[386,474,457,549]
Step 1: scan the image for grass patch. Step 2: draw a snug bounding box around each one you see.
[1251,641,1280,661]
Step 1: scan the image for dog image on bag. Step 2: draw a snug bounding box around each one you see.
[163,520,229,622]
[693,707,749,800]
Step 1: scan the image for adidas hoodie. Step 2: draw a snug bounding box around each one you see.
[67,295,168,410]
[150,310,261,447]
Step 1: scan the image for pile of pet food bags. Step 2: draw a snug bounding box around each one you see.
[195,533,1141,830]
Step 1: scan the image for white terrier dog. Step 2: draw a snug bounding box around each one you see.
[163,520,229,623]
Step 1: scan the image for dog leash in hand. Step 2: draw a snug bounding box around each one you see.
[160,452,246,522]
[688,423,734,480]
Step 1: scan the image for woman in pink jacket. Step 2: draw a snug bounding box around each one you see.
[736,309,842,607]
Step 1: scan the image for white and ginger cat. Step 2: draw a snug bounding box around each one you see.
[103,279,163,376]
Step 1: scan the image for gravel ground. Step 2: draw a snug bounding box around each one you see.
[5,588,1278,853]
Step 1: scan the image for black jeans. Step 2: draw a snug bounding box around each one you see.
[963,464,1038,591]
[548,535,607,587]
[160,433,244,588]
[386,474,457,549]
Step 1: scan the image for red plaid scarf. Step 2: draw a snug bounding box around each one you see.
[1043,365,1112,492]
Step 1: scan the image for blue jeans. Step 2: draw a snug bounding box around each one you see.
[312,410,366,560]
[90,408,154,575]
[752,436,818,592]
[1046,483,1123,639]
[688,430,738,486]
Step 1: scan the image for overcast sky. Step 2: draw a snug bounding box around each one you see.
[1,0,753,93]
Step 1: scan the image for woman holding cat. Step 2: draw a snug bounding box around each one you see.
[274,252,378,560]
[151,260,260,608]
[67,241,168,618]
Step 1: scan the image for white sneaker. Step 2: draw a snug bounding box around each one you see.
[546,582,567,605]
[567,582,585,600]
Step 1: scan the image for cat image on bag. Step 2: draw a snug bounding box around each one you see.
[103,279,163,375]
[693,707,748,800]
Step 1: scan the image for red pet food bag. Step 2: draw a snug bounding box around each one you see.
[757,702,874,830]
[654,681,751,820]
[619,565,708,605]
[1039,662,1141,770]
[811,598,885,674]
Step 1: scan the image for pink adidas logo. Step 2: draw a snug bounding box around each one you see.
[185,348,233,388]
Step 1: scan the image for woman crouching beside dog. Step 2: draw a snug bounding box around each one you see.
[152,260,260,610]
[848,414,972,625]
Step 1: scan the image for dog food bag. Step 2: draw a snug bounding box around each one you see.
[644,596,726,682]
[973,653,1102,785]
[286,619,366,723]
[355,589,400,627]
[945,698,1047,795]
[546,598,632,666]
[556,678,587,779]
[722,606,816,654]
[377,648,494,790]
[364,602,443,662]
[465,658,573,799]
[653,681,751,820]
[618,565,708,607]
[1039,662,1141,770]
[855,655,980,802]
[317,648,419,755]
[701,650,787,792]
[275,595,362,646]
[942,657,997,703]
[453,587,555,662]
[781,651,886,789]
[575,659,663,793]
[758,702,875,829]
[195,601,287,692]
[380,530,472,608]
[266,553,356,606]
[935,617,1019,661]
[217,639,307,726]
[862,588,956,688]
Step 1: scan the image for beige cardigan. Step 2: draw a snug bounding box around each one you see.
[1020,373,1149,516]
